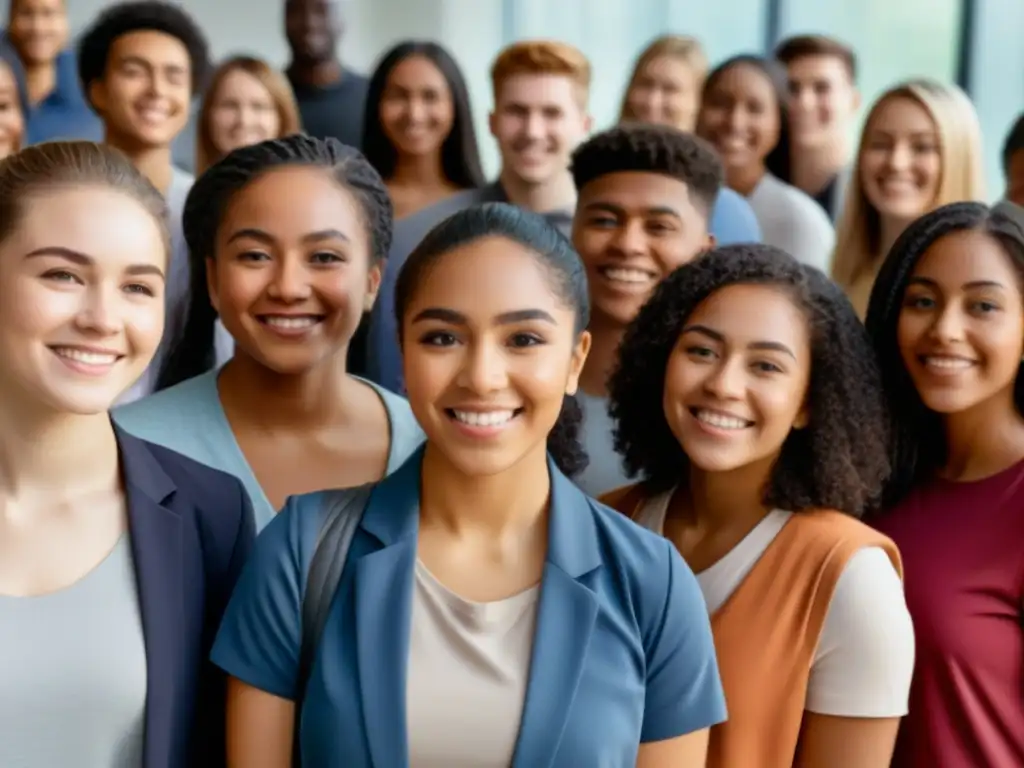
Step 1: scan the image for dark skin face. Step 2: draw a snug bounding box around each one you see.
[284,0,341,66]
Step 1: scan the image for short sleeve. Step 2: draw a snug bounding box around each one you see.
[210,495,310,700]
[806,547,915,717]
[641,540,727,742]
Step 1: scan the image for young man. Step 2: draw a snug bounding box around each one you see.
[78,1,220,402]
[483,40,594,236]
[285,0,368,148]
[1002,113,1024,208]
[775,34,860,221]
[571,123,722,496]
[6,0,101,142]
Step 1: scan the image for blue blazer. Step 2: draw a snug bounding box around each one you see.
[117,425,255,767]
[212,447,725,766]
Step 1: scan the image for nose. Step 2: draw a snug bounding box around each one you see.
[930,304,966,344]
[702,356,745,401]
[609,218,647,257]
[408,98,427,125]
[725,106,746,132]
[456,339,508,395]
[523,111,546,141]
[887,142,913,172]
[75,285,121,336]
[795,87,816,113]
[266,258,312,302]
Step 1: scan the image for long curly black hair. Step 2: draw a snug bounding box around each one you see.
[610,243,891,517]
[864,200,1024,506]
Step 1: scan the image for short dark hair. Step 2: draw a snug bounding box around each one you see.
[362,41,485,190]
[775,34,857,82]
[1002,113,1024,174]
[865,201,1024,506]
[394,202,590,477]
[77,1,211,99]
[570,123,723,214]
[155,135,393,390]
[611,243,890,516]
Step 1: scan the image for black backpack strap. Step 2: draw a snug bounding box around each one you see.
[292,483,373,765]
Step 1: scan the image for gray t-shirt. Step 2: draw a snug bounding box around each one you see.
[575,391,634,497]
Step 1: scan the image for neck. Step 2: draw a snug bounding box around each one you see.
[217,352,357,430]
[686,461,772,530]
[0,402,119,501]
[419,441,551,535]
[579,318,624,397]
[790,137,848,196]
[106,130,173,194]
[288,58,342,88]
[941,393,1024,481]
[726,163,766,198]
[23,61,57,106]
[878,215,912,261]
[497,168,576,214]
[390,152,448,187]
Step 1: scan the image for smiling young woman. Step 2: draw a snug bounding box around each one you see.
[211,203,726,767]
[601,244,915,767]
[865,201,1024,767]
[0,141,254,767]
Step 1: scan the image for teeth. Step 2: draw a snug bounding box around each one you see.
[264,316,318,330]
[53,348,118,365]
[603,268,653,284]
[924,356,973,370]
[695,409,749,430]
[452,410,515,427]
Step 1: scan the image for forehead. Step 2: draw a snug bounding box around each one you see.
[786,55,851,84]
[579,171,702,215]
[913,230,1021,287]
[689,283,809,348]
[710,64,774,99]
[221,165,366,238]
[408,236,574,317]
[217,68,271,98]
[287,0,336,14]
[641,56,693,81]
[868,96,935,133]
[388,55,446,86]
[109,30,191,71]
[497,73,579,108]
[11,0,63,13]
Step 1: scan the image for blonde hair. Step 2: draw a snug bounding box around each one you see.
[619,35,708,125]
[196,56,302,174]
[832,79,986,311]
[490,40,591,106]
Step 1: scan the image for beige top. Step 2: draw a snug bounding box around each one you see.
[406,561,540,767]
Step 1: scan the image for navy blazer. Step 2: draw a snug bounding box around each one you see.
[212,447,725,765]
[117,425,255,767]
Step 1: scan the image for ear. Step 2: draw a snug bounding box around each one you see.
[582,112,594,134]
[792,402,810,430]
[851,87,862,112]
[88,78,107,114]
[205,257,220,314]
[363,261,383,313]
[488,110,498,139]
[704,231,717,250]
[565,329,592,396]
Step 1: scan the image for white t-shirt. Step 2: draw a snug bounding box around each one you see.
[635,492,915,718]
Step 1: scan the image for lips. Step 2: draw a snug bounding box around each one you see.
[690,407,754,430]
[258,315,323,330]
[918,354,977,372]
[598,266,657,285]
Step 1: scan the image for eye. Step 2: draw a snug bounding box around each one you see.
[419,330,458,347]
[684,344,715,360]
[508,332,544,348]
[903,294,935,310]
[124,283,156,297]
[310,251,344,265]
[752,360,783,374]
[646,221,675,235]
[238,250,270,262]
[970,300,1000,314]
[586,215,617,228]
[42,269,81,284]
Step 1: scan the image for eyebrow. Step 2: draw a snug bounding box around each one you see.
[225,227,351,245]
[118,55,187,76]
[907,276,1007,290]
[411,307,558,326]
[583,201,682,219]
[680,323,797,360]
[24,246,165,279]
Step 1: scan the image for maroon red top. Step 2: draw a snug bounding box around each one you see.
[873,459,1024,767]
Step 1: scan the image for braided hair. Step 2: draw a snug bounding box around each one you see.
[394,202,590,478]
[864,200,1024,506]
[610,243,891,517]
[155,134,393,389]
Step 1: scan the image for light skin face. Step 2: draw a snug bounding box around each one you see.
[401,236,590,478]
[698,63,780,177]
[663,283,811,475]
[7,0,67,67]
[0,63,25,158]
[626,55,701,131]
[572,171,714,327]
[784,54,859,149]
[897,229,1024,417]
[859,96,942,223]
[489,74,592,186]
[0,186,166,415]
[208,68,281,157]
[379,54,455,159]
[89,30,192,150]
[208,165,380,377]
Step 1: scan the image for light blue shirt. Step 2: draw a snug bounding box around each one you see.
[211,447,726,766]
[113,370,424,530]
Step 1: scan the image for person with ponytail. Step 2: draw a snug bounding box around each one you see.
[114,134,423,531]
[211,202,726,766]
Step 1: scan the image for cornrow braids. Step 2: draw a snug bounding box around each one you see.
[570,123,723,213]
[611,243,890,516]
[155,135,394,390]
[865,201,1024,506]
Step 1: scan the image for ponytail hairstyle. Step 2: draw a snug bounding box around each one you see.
[155,134,393,389]
[393,202,590,477]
